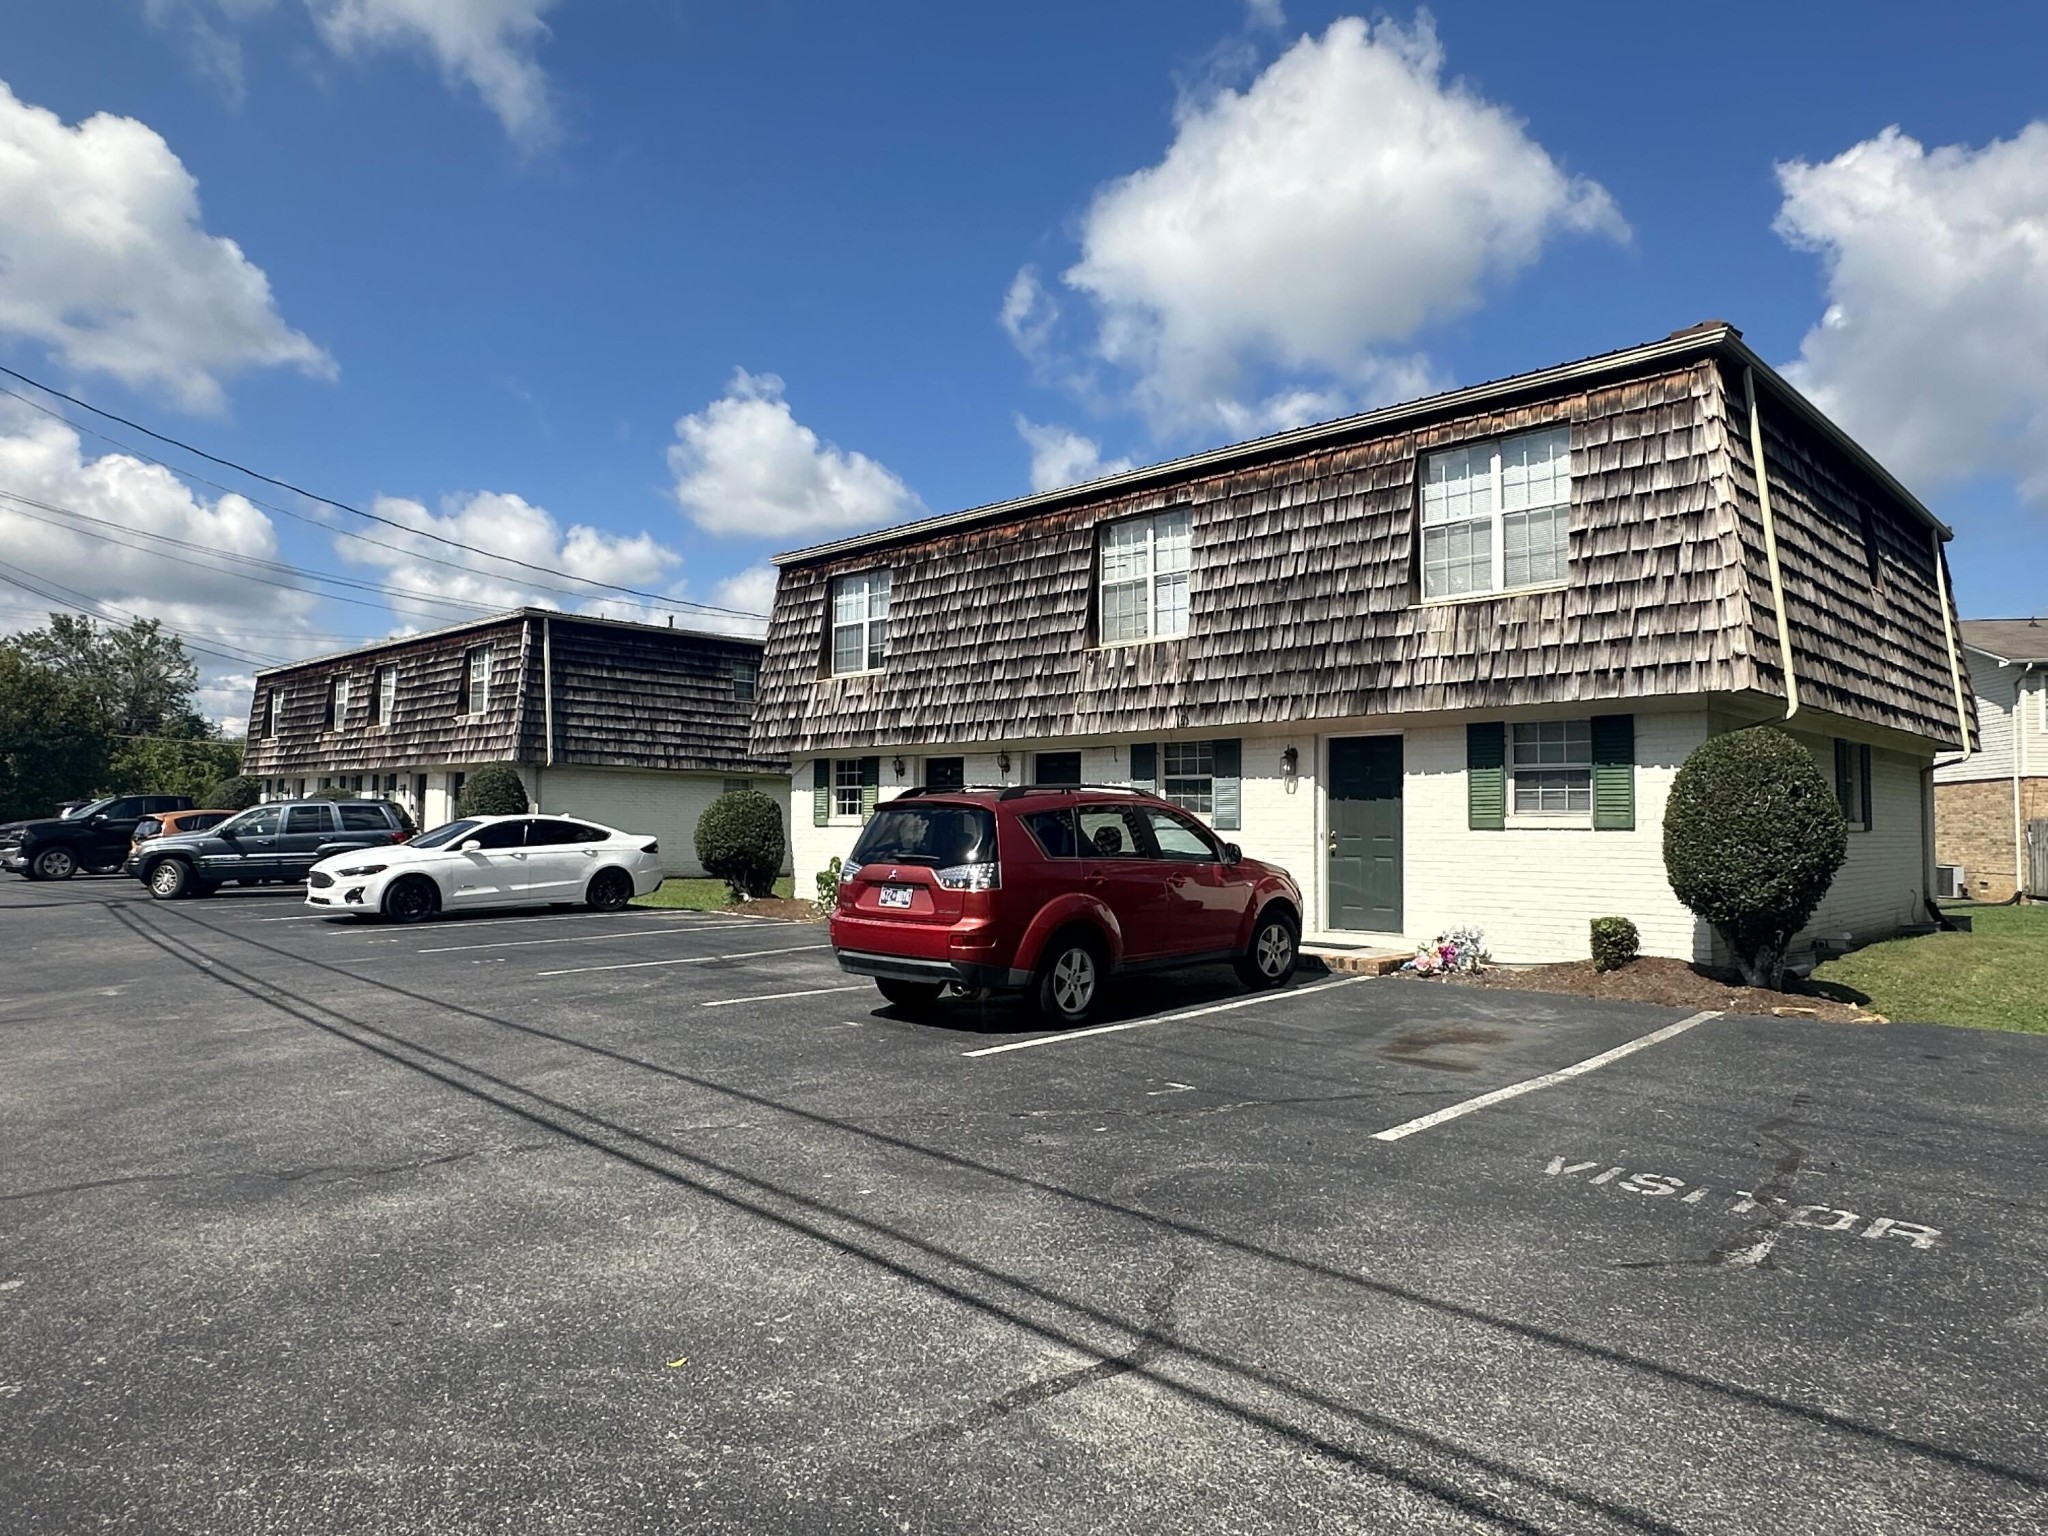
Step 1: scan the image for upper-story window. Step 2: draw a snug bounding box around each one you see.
[830,571,890,675]
[463,646,492,716]
[1421,425,1571,601]
[325,675,349,730]
[374,665,397,726]
[257,690,276,739]
[732,657,758,702]
[1099,507,1191,644]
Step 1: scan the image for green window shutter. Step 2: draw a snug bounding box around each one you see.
[859,756,880,819]
[1130,742,1156,793]
[1211,738,1241,830]
[1590,714,1636,831]
[1467,723,1505,830]
[1834,739,1854,820]
[1858,743,1874,831]
[812,759,830,827]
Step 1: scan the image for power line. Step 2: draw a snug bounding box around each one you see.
[0,560,283,668]
[0,365,769,620]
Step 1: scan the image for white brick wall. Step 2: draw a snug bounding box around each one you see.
[538,766,793,879]
[790,710,1933,968]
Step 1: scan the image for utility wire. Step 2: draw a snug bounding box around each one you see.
[0,364,769,620]
[0,560,283,668]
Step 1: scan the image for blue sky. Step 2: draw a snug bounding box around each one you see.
[3,1,2046,725]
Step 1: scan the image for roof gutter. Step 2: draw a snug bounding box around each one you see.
[1742,366,1799,721]
[774,324,1952,569]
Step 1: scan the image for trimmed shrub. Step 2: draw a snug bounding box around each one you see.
[1663,727,1847,989]
[1589,916,1640,972]
[200,774,262,810]
[696,790,785,901]
[816,855,842,910]
[457,762,529,816]
[304,786,359,799]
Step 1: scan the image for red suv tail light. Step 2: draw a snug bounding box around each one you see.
[934,861,1000,892]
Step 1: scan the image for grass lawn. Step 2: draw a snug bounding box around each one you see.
[1811,903,2048,1033]
[631,876,795,912]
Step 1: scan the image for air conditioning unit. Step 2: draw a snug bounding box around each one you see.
[1935,864,1967,900]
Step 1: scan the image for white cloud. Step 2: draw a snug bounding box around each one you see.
[711,564,778,622]
[309,0,560,148]
[1243,0,1286,30]
[333,490,685,625]
[1017,418,1135,493]
[1776,123,2048,504]
[669,369,924,541]
[1028,15,1622,432]
[0,409,324,728]
[0,79,334,412]
[142,0,277,107]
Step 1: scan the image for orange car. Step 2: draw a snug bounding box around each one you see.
[126,809,235,868]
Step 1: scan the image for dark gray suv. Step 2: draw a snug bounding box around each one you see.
[134,799,416,900]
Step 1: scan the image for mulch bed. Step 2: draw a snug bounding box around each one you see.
[731,897,824,922]
[1403,956,1883,1022]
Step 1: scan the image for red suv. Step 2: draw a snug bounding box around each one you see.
[830,785,1303,1024]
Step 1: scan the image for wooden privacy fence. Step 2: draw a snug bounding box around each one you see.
[2028,819,2048,900]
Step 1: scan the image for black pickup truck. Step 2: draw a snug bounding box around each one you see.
[134,799,416,899]
[0,795,196,880]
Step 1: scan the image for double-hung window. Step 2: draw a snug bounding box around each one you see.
[374,665,397,726]
[1510,721,1592,818]
[1098,507,1191,644]
[732,657,758,702]
[832,759,865,818]
[1421,426,1571,600]
[326,676,349,730]
[463,646,492,716]
[830,571,890,674]
[1162,741,1215,815]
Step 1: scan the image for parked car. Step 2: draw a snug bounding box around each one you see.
[128,808,235,865]
[135,799,417,900]
[829,785,1303,1024]
[305,814,663,923]
[1,794,196,881]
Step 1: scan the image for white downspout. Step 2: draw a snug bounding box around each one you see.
[2016,662,2035,897]
[1744,367,1799,719]
[1929,537,1973,910]
[541,615,555,810]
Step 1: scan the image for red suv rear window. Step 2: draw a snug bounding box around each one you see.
[851,804,996,867]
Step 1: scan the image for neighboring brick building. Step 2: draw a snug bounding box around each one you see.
[1934,619,2048,901]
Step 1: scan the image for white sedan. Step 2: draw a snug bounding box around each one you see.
[306,813,664,922]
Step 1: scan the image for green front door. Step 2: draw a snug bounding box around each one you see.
[1328,736,1402,932]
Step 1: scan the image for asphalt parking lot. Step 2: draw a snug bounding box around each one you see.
[4,876,2046,1535]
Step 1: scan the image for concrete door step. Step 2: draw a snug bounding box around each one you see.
[1300,940,1407,975]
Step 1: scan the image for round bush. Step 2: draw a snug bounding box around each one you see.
[1662,727,1846,989]
[200,774,262,811]
[696,790,785,901]
[457,762,529,816]
[1589,916,1640,973]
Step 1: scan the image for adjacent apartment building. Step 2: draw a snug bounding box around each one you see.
[750,322,1975,964]
[242,609,789,877]
[1934,618,2047,901]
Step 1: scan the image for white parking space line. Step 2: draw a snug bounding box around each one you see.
[962,975,1371,1058]
[418,921,761,954]
[536,944,831,978]
[1369,1009,1722,1143]
[698,984,866,1008]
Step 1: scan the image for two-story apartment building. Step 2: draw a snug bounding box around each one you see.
[750,322,1975,964]
[1934,618,2047,901]
[242,609,789,878]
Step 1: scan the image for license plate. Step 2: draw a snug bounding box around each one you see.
[878,884,914,910]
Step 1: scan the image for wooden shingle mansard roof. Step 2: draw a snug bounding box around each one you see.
[244,608,784,777]
[751,322,1974,759]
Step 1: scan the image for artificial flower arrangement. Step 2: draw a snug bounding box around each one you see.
[1401,925,1490,978]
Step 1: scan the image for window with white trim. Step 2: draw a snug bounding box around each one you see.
[374,665,397,726]
[1163,741,1214,815]
[732,657,757,702]
[1098,507,1191,644]
[1421,426,1571,600]
[832,758,864,818]
[830,571,890,674]
[1510,720,1592,817]
[463,646,492,716]
[326,675,349,729]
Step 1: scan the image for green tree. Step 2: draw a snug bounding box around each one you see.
[0,648,110,821]
[1663,727,1848,989]
[201,774,263,811]
[13,615,200,738]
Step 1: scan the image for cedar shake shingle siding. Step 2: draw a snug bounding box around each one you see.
[244,611,781,778]
[751,327,1968,759]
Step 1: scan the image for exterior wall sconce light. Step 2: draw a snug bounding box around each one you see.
[997,750,1011,775]
[1281,745,1299,776]
[892,755,905,780]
